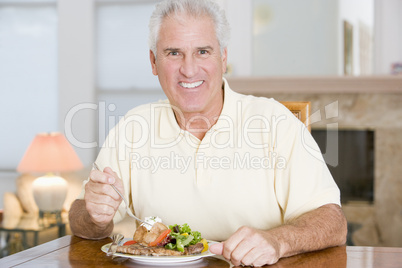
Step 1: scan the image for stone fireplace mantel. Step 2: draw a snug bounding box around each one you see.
[227,76,402,94]
[227,76,402,247]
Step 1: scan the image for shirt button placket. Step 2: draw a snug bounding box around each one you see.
[195,130,214,187]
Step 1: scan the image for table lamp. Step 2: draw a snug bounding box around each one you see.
[17,132,83,214]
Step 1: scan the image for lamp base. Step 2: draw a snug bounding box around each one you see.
[32,174,68,212]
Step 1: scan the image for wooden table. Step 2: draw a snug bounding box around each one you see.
[0,235,401,267]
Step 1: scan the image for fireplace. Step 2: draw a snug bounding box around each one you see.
[312,130,375,204]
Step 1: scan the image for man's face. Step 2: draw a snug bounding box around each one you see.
[150,13,227,118]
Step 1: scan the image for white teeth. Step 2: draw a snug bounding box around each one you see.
[179,81,203,88]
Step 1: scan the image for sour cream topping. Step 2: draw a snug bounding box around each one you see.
[143,216,162,231]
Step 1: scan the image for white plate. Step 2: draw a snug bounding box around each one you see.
[101,240,218,264]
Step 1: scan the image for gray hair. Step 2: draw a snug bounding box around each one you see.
[148,0,231,56]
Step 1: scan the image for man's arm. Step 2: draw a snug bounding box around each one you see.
[209,204,347,267]
[68,167,124,240]
[69,199,114,239]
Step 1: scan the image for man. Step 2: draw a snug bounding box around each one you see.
[69,0,347,266]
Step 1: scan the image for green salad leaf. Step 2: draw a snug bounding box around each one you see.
[165,223,202,252]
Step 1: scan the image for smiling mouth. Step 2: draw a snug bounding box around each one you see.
[179,81,203,89]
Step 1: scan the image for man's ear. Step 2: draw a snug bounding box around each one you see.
[150,50,158,76]
[221,47,228,74]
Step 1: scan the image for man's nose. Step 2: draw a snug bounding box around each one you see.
[179,55,198,77]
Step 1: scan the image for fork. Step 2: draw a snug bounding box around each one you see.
[107,233,124,256]
[92,163,153,227]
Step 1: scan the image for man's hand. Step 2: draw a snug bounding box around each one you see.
[84,167,124,228]
[209,204,347,267]
[209,226,283,267]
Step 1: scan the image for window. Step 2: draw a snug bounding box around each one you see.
[0,0,57,169]
[95,1,166,139]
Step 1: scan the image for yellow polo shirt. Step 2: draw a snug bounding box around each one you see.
[81,78,340,241]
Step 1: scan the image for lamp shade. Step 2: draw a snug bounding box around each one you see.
[17,132,83,173]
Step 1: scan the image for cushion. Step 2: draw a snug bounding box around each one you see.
[3,192,23,228]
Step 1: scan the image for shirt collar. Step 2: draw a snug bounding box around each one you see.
[159,102,183,139]
[202,78,237,134]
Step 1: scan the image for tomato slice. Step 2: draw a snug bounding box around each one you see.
[123,240,137,246]
[148,229,171,247]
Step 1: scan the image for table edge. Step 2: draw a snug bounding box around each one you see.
[0,235,76,266]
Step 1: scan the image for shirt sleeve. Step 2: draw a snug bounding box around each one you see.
[273,107,341,222]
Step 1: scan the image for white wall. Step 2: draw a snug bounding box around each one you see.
[374,0,402,75]
[251,0,339,76]
[58,0,97,167]
[218,0,253,76]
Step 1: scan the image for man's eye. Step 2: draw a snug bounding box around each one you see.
[199,50,208,55]
[169,51,179,56]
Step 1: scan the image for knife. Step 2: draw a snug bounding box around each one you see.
[107,233,124,257]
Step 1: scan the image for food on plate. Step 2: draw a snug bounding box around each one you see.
[143,216,163,231]
[116,223,208,256]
